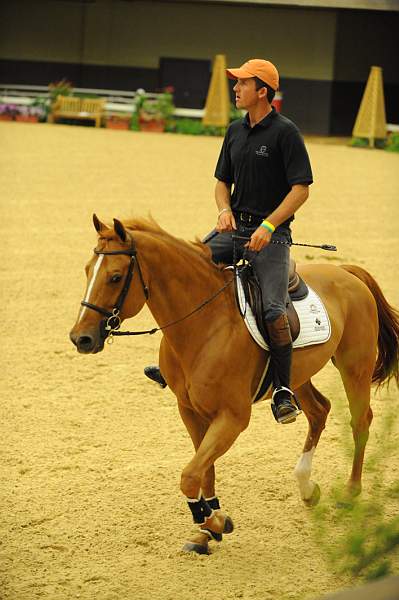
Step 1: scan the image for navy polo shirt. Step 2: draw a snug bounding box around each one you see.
[214,108,313,227]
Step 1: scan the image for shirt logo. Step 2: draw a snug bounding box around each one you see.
[255,145,269,157]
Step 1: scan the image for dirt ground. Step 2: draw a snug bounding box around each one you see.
[1,121,398,600]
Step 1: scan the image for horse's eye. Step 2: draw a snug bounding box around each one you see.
[110,274,122,283]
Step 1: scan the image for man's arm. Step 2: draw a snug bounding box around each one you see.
[215,180,237,232]
[267,184,309,228]
[247,184,309,252]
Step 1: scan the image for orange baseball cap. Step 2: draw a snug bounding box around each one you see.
[226,59,279,91]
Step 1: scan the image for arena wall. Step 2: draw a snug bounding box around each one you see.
[0,0,398,135]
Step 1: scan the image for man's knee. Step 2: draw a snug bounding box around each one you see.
[266,312,292,346]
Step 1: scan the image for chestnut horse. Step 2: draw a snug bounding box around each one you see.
[70,215,399,555]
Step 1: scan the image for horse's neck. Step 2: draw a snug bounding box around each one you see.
[137,232,234,353]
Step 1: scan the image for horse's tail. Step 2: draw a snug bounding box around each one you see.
[341,264,399,388]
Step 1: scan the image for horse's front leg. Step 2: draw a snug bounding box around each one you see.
[160,344,223,553]
[177,405,225,554]
[180,407,249,555]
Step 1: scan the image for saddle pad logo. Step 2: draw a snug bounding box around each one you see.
[255,145,269,157]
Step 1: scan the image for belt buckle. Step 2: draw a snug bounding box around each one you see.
[240,212,252,224]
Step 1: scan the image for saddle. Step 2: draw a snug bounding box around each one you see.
[237,258,308,343]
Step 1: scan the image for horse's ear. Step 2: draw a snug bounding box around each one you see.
[93,214,109,233]
[113,218,127,243]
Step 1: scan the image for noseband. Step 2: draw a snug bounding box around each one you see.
[80,245,149,340]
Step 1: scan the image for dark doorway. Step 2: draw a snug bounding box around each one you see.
[159,57,211,109]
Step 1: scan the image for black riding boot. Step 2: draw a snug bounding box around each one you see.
[144,365,167,389]
[266,314,301,424]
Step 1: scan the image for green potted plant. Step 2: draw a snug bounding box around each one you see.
[32,96,51,122]
[137,87,175,133]
[48,78,73,106]
[0,103,17,121]
[15,105,46,123]
[105,112,132,130]
[385,132,399,153]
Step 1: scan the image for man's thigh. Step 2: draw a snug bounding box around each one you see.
[202,229,235,264]
[202,223,257,264]
[252,231,291,319]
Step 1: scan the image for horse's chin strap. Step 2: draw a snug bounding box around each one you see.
[80,246,149,342]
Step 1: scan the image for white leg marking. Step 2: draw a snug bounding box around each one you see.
[78,254,104,322]
[294,447,316,500]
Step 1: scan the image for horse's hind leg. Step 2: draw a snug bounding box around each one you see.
[335,355,374,497]
[294,380,331,505]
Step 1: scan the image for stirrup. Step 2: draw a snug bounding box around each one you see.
[271,386,301,424]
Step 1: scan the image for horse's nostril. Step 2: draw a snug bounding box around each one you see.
[77,335,94,352]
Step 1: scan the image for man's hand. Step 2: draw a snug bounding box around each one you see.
[216,210,237,232]
[246,225,272,252]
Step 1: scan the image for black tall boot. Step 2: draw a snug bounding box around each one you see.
[266,314,301,424]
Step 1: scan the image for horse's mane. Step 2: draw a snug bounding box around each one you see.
[119,216,215,265]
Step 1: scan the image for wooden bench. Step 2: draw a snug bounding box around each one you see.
[49,95,105,127]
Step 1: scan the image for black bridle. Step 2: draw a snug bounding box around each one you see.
[80,245,149,341]
[80,244,235,342]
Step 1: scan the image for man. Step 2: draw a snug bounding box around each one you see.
[145,58,313,424]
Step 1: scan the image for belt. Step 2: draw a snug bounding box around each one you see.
[234,211,263,226]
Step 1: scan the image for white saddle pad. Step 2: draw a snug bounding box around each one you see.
[236,275,331,350]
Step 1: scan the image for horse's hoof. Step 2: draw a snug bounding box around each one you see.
[223,516,234,534]
[303,483,321,507]
[347,482,362,498]
[182,542,209,555]
[336,483,361,508]
[200,528,223,542]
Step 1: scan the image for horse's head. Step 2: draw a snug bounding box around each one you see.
[70,215,148,353]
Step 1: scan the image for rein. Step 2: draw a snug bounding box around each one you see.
[112,276,234,338]
[80,245,234,343]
